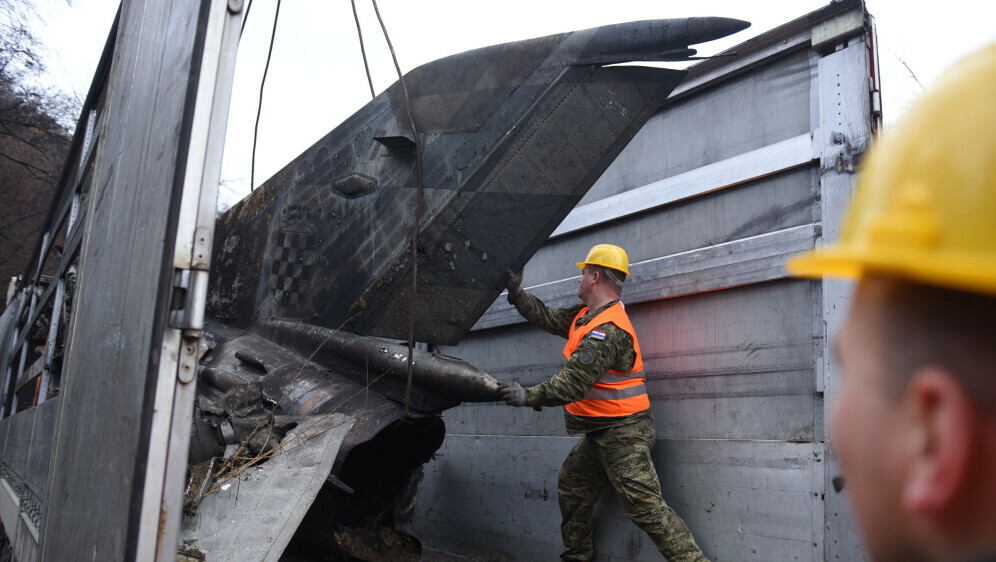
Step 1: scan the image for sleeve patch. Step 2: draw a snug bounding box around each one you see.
[589,330,606,340]
[578,348,597,365]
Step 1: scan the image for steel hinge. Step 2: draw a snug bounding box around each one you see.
[870,89,882,117]
[169,268,209,337]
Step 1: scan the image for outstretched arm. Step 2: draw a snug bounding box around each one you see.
[506,270,583,338]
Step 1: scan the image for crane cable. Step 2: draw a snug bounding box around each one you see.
[250,0,282,191]
[351,0,377,100]
[369,0,424,420]
[246,1,425,420]
[240,0,254,36]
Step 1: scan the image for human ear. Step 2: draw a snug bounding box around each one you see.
[902,366,972,514]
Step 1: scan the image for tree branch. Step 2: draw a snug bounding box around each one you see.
[0,149,55,182]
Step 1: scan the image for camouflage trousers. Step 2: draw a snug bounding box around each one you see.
[558,417,708,562]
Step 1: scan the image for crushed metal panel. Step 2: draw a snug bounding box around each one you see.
[179,414,354,561]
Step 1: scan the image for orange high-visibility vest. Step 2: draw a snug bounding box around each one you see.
[563,302,649,417]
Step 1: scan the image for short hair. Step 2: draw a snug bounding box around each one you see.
[876,277,996,409]
[590,265,625,293]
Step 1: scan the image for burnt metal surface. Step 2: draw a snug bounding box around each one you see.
[208,17,749,345]
[254,318,501,404]
[186,322,447,561]
[179,414,355,562]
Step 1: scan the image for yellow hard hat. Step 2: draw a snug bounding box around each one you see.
[787,42,996,295]
[576,244,629,277]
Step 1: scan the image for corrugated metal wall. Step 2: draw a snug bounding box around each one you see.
[416,3,874,561]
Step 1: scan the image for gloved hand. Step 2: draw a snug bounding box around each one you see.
[497,381,527,407]
[506,269,524,298]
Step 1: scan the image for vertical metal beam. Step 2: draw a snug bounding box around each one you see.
[0,356,15,419]
[75,110,98,189]
[37,108,99,408]
[866,15,883,134]
[0,292,26,418]
[9,286,42,414]
[37,280,64,404]
[134,0,244,559]
[32,233,50,281]
[817,33,873,562]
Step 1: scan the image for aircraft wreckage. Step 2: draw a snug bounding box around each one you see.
[180,16,749,561]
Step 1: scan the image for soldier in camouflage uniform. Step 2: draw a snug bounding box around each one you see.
[498,244,708,562]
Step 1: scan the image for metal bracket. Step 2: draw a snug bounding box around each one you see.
[219,420,237,445]
[192,226,213,269]
[177,336,199,384]
[169,268,209,337]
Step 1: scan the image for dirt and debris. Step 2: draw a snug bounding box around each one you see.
[183,460,213,517]
[331,525,421,562]
[176,546,206,561]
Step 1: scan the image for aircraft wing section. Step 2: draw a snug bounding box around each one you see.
[208,18,749,344]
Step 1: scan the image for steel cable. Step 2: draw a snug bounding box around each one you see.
[250,0,281,191]
[240,0,253,36]
[371,0,423,420]
[351,0,377,99]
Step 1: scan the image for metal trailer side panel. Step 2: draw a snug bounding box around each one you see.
[3,410,32,484]
[444,280,818,442]
[32,0,241,560]
[1,410,38,561]
[38,0,201,553]
[23,400,58,509]
[577,48,815,205]
[417,2,874,561]
[523,49,820,286]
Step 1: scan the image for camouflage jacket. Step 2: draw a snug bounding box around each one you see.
[507,290,652,434]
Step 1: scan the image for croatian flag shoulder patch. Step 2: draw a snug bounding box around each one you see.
[590,330,606,340]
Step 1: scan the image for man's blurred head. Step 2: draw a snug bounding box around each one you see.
[833,276,996,561]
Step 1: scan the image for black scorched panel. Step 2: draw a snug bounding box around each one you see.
[209,18,749,344]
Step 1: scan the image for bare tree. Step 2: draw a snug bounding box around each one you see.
[0,0,79,310]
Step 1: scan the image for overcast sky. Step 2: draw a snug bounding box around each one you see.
[28,0,996,209]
